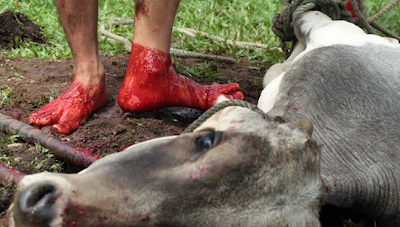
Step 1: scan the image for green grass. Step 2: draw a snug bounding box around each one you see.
[0,133,20,165]
[176,62,224,81]
[29,142,63,172]
[0,0,284,62]
[0,87,13,107]
[0,0,398,63]
[0,154,15,166]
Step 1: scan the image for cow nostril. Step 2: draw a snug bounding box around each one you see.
[17,183,60,223]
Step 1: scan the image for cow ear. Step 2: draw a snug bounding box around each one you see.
[286,119,313,139]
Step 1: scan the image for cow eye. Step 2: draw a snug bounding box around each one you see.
[198,134,213,150]
[192,130,221,158]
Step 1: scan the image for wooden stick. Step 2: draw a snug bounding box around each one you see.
[0,113,100,168]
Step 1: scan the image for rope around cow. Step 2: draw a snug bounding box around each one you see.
[272,0,400,56]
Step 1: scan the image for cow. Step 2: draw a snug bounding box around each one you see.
[8,10,400,227]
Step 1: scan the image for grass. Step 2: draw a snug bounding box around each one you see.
[29,142,63,172]
[0,133,20,166]
[0,0,398,63]
[0,87,13,107]
[0,154,15,166]
[176,62,224,81]
[0,134,19,146]
[0,0,284,62]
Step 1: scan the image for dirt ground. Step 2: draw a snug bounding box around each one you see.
[0,11,46,49]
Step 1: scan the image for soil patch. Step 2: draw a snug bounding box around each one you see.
[0,11,46,49]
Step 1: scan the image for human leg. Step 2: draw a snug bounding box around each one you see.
[118,0,243,112]
[29,0,108,134]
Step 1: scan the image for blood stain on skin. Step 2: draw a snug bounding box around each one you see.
[135,0,148,19]
[230,119,245,124]
[118,43,243,112]
[29,79,108,134]
[123,195,130,202]
[323,125,333,131]
[141,213,150,222]
[190,165,206,181]
[70,221,77,227]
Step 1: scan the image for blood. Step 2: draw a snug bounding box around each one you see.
[135,0,148,19]
[323,125,332,131]
[321,178,329,193]
[70,221,76,227]
[189,165,205,181]
[123,195,130,202]
[141,213,150,222]
[345,0,357,18]
[63,203,85,227]
[118,43,243,112]
[29,79,109,134]
[230,119,245,124]
[0,163,25,184]
[72,148,101,161]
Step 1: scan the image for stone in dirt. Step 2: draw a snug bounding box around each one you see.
[0,11,46,49]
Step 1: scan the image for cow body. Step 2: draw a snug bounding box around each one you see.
[259,11,400,226]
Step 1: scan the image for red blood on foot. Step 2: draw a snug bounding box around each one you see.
[29,79,108,134]
[118,43,243,112]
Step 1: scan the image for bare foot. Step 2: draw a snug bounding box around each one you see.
[118,43,243,112]
[29,79,109,134]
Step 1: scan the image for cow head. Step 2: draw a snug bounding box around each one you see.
[9,107,321,227]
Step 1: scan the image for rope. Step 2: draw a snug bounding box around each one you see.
[175,27,269,50]
[99,24,236,63]
[272,0,400,56]
[368,0,400,22]
[369,21,400,40]
[170,48,237,63]
[101,18,272,50]
[350,0,376,34]
[272,0,349,56]
[184,100,268,133]
[350,0,400,40]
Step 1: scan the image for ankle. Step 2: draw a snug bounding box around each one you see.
[127,43,171,80]
[73,60,105,85]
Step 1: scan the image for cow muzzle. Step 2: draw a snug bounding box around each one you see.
[13,181,61,227]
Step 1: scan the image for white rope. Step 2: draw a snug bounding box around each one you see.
[99,24,237,63]
[99,18,283,63]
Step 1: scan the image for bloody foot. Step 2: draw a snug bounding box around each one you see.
[29,79,109,134]
[118,43,244,112]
